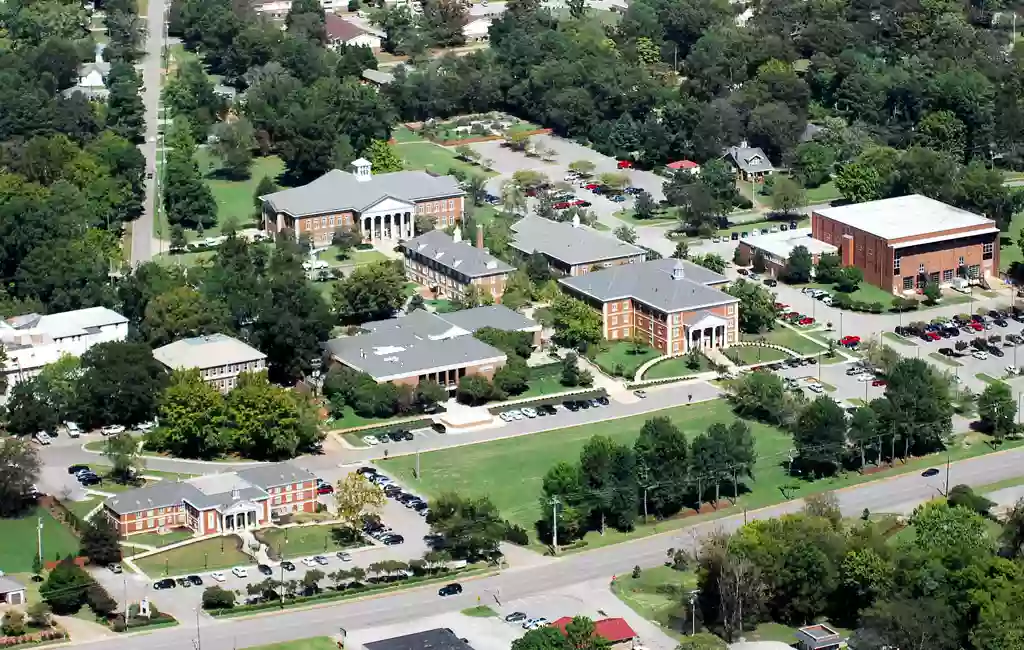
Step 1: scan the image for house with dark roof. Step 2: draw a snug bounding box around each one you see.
[403,226,515,303]
[363,629,475,650]
[102,462,317,537]
[559,258,739,355]
[723,143,775,181]
[510,215,647,277]
[324,305,540,388]
[260,159,465,248]
[325,14,382,49]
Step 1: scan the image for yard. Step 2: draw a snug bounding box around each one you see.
[315,246,388,268]
[642,354,711,380]
[796,281,896,308]
[741,328,827,355]
[134,535,249,577]
[591,341,660,377]
[245,638,340,650]
[803,180,842,203]
[726,345,790,365]
[65,497,102,520]
[124,528,195,549]
[395,141,495,179]
[193,151,286,236]
[377,400,793,537]
[255,524,358,559]
[0,507,80,572]
[328,405,405,431]
[611,565,697,638]
[1001,210,1024,271]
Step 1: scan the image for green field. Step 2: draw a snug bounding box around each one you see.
[803,180,842,203]
[194,151,286,235]
[395,142,495,178]
[65,497,102,520]
[125,529,195,549]
[742,328,827,355]
[0,507,80,572]
[245,638,340,650]
[727,345,790,365]
[642,355,710,380]
[256,524,358,560]
[1001,210,1023,270]
[378,400,791,534]
[796,281,895,308]
[135,535,249,577]
[611,565,696,637]
[592,341,660,377]
[315,247,388,268]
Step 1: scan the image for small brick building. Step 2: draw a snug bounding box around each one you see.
[812,195,1000,294]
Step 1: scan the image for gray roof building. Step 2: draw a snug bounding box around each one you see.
[404,229,514,278]
[153,334,266,372]
[510,215,646,267]
[325,306,540,382]
[236,462,317,489]
[365,629,475,650]
[724,144,774,175]
[362,69,395,85]
[560,258,738,314]
[261,167,464,218]
[104,482,203,515]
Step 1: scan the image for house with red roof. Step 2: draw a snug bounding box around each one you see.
[325,14,382,50]
[551,617,639,647]
[667,160,700,175]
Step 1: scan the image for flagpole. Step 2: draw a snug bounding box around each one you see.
[37,516,43,565]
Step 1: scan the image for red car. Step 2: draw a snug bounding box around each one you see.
[840,335,861,346]
[617,160,634,169]
[785,311,800,319]
[969,321,984,331]
[572,199,591,207]
[317,484,334,495]
[774,302,789,311]
[872,379,887,387]
[923,331,941,341]
[553,201,572,209]
[584,183,600,190]
[798,317,815,325]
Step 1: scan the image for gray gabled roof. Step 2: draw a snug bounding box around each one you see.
[153,333,265,371]
[0,576,25,594]
[235,462,316,490]
[559,258,738,314]
[104,481,203,515]
[510,216,646,266]
[325,328,506,381]
[261,169,464,218]
[404,230,514,278]
[362,69,395,85]
[724,146,774,174]
[440,305,539,333]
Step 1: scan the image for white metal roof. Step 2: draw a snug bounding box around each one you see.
[815,195,996,241]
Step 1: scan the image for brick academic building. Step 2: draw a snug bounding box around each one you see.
[811,195,1000,294]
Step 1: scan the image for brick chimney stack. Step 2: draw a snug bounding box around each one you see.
[476,224,484,249]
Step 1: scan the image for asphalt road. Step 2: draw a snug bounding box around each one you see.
[75,443,1024,650]
[129,0,168,265]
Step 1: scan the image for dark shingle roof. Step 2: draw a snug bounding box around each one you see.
[236,462,317,489]
[365,629,476,650]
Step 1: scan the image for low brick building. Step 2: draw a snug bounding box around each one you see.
[152,333,266,393]
[403,226,515,303]
[735,228,838,277]
[559,258,740,355]
[103,462,317,537]
[510,215,646,276]
[324,306,540,388]
[812,195,1000,293]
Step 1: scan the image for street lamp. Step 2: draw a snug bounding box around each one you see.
[194,608,201,650]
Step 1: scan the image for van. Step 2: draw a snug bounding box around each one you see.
[64,422,81,438]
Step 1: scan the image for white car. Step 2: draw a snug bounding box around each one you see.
[499,411,514,422]
[64,422,81,438]
[633,389,647,399]
[808,384,824,393]
[100,425,125,436]
[135,421,156,432]
[521,407,537,418]
[301,557,317,567]
[857,374,873,382]
[210,571,226,582]
[231,567,247,578]
[1006,366,1017,376]
[337,552,352,562]
[510,410,524,420]
[973,350,989,360]
[362,435,380,446]
[523,617,550,630]
[34,431,52,445]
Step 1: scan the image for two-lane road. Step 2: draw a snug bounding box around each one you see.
[73,445,1024,650]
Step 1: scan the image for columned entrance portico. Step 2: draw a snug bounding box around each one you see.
[360,197,416,243]
[685,312,729,352]
[220,501,260,532]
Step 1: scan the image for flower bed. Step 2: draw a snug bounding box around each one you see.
[0,629,67,648]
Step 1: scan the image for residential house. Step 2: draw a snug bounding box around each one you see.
[723,143,774,181]
[325,13,382,49]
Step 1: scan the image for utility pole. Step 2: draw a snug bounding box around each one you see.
[944,449,951,496]
[638,464,652,524]
[415,447,421,480]
[548,496,560,555]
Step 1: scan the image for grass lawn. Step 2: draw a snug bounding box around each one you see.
[592,341,660,377]
[244,637,340,650]
[316,246,388,268]
[395,142,494,179]
[256,524,358,559]
[613,208,678,227]
[803,180,842,203]
[642,355,710,380]
[327,405,403,431]
[193,151,286,236]
[611,566,696,637]
[798,281,895,308]
[747,622,851,645]
[1000,210,1023,271]
[392,126,425,143]
[742,328,826,355]
[520,374,573,398]
[135,535,249,577]
[883,331,918,346]
[125,529,195,549]
[726,345,790,365]
[65,497,102,520]
[461,605,498,617]
[427,299,458,313]
[377,400,792,536]
[929,352,963,367]
[0,507,80,573]
[153,250,217,268]
[976,373,1005,384]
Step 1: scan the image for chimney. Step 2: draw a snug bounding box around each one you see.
[476,224,484,249]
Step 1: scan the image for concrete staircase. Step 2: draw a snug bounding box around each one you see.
[237,530,272,565]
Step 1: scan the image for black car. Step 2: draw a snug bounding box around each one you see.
[505,612,528,623]
[79,473,101,486]
[541,404,557,415]
[764,278,778,287]
[188,575,203,586]
[258,564,273,576]
[413,501,428,511]
[401,430,414,441]
[576,200,592,207]
[153,579,176,590]
[990,347,1005,357]
[596,396,609,406]
[67,464,90,475]
[938,347,955,356]
[579,400,591,409]
[383,535,405,545]
[438,583,463,596]
[995,319,1009,327]
[388,430,405,442]
[281,561,296,571]
[564,401,580,412]
[921,468,940,477]
[356,467,377,476]
[176,577,191,588]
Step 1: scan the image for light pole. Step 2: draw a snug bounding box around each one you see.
[689,593,697,636]
[194,608,201,650]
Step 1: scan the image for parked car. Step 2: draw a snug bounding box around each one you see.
[633,389,647,399]
[973,350,989,360]
[617,160,633,169]
[505,612,528,623]
[438,583,463,596]
[317,484,334,495]
[188,575,203,586]
[231,567,248,578]
[572,199,591,207]
[34,432,52,445]
[210,571,226,582]
[153,579,176,590]
[553,201,572,210]
[281,561,296,571]
[764,278,778,287]
[313,555,329,565]
[67,464,90,475]
[383,535,405,545]
[100,425,125,436]
[871,379,887,387]
[64,422,81,438]
[258,564,273,576]
[108,563,122,574]
[337,552,352,562]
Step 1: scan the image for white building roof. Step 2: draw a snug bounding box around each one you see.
[815,194,996,241]
[152,334,266,371]
[34,307,128,339]
[743,227,837,260]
